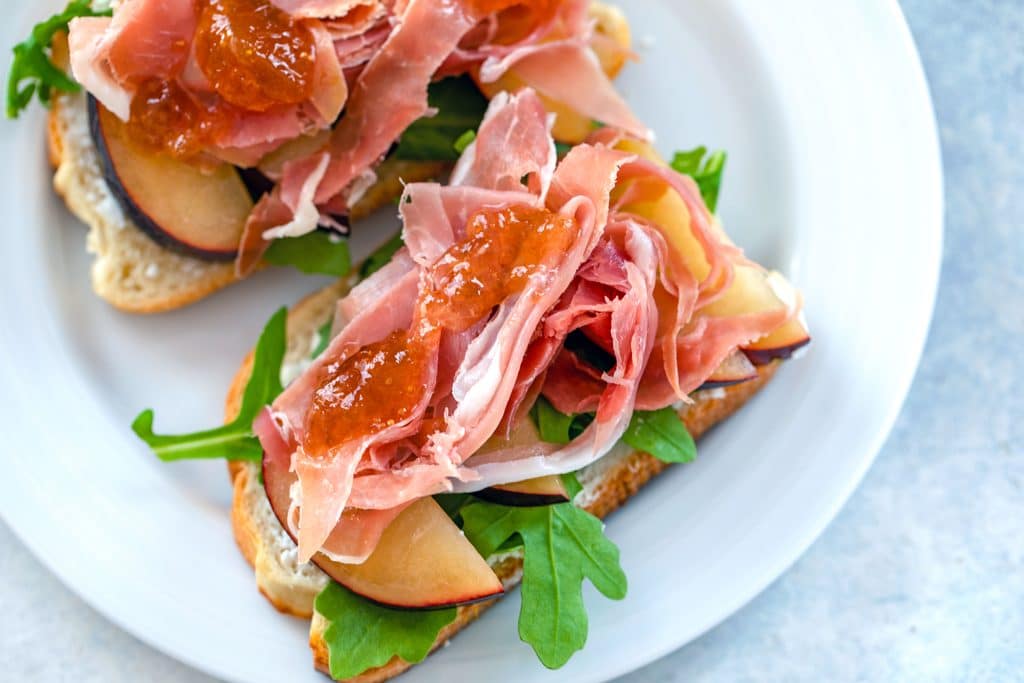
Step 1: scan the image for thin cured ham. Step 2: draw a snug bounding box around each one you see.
[449,90,557,196]
[256,409,412,564]
[270,0,383,21]
[68,0,347,155]
[66,0,646,269]
[258,87,803,563]
[311,0,481,205]
[454,220,660,489]
[103,0,196,84]
[423,142,634,466]
[68,18,134,120]
[496,43,648,139]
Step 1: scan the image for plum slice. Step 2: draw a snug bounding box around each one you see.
[262,439,503,610]
[474,475,571,507]
[698,266,811,365]
[89,97,254,261]
[744,317,811,365]
[313,497,505,610]
[699,350,758,390]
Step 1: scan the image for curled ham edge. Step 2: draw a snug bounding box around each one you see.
[66,0,648,279]
[256,89,801,565]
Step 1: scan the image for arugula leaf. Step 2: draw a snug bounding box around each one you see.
[461,500,627,668]
[359,232,404,280]
[6,1,111,119]
[393,76,488,161]
[453,129,476,154]
[131,308,287,462]
[622,407,697,464]
[530,397,594,445]
[670,146,728,212]
[264,230,351,276]
[434,493,473,525]
[531,397,575,445]
[316,582,457,680]
[561,472,583,501]
[530,395,696,463]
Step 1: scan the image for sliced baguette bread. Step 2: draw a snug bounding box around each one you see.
[224,280,778,682]
[47,92,445,314]
[43,0,632,315]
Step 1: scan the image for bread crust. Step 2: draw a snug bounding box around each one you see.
[42,0,628,315]
[47,93,444,314]
[308,368,776,682]
[215,3,750,676]
[223,279,778,681]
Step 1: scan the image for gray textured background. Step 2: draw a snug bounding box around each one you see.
[2,1,1021,681]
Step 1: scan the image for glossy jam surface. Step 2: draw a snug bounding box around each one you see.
[305,331,435,455]
[127,79,235,159]
[304,205,577,453]
[126,0,317,158]
[194,0,317,112]
[421,205,577,330]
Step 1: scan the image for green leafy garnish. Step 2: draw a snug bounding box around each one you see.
[359,232,405,280]
[622,407,697,464]
[7,1,111,119]
[561,471,583,500]
[264,230,351,276]
[434,493,473,524]
[530,396,697,463]
[670,146,727,212]
[393,76,488,161]
[530,397,594,445]
[315,583,457,680]
[131,308,287,462]
[461,500,627,668]
[453,129,476,154]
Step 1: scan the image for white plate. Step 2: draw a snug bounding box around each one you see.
[0,1,942,681]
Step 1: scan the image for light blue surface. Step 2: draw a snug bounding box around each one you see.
[1,1,1020,681]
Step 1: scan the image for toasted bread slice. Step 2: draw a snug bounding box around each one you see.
[44,1,631,314]
[47,92,444,314]
[224,281,778,682]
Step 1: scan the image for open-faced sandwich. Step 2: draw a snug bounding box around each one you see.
[134,88,811,680]
[9,0,638,312]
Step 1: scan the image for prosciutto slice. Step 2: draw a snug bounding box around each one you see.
[424,144,634,466]
[276,263,421,441]
[271,0,382,22]
[68,0,346,149]
[103,0,196,85]
[454,220,660,489]
[450,90,557,197]
[290,362,438,562]
[256,86,801,562]
[400,183,539,266]
[68,0,196,120]
[283,268,437,561]
[507,43,649,140]
[312,0,481,205]
[255,408,411,564]
[70,0,647,276]
[68,17,133,120]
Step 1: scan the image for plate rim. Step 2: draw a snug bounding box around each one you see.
[618,1,946,674]
[0,0,944,681]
